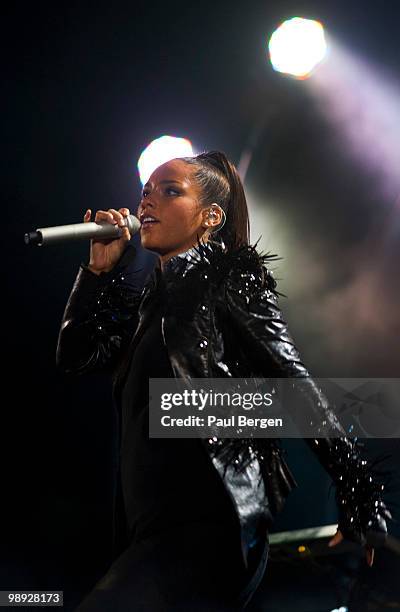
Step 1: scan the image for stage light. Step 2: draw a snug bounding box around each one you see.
[137,135,194,185]
[309,40,400,202]
[268,17,327,79]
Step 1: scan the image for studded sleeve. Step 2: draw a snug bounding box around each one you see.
[223,260,394,547]
[56,244,143,376]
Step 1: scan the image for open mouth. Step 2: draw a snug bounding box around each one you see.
[141,219,160,229]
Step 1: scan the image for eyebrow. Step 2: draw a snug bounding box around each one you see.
[143,179,183,189]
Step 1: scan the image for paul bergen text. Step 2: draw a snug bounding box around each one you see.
[160,415,283,429]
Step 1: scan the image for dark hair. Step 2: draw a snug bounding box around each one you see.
[179,150,250,250]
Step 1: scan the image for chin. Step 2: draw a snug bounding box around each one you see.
[140,234,155,247]
[140,236,163,254]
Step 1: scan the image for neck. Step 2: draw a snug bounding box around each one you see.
[159,237,210,272]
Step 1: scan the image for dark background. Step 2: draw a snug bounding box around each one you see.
[4,1,400,609]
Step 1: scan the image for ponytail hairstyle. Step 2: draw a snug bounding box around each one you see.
[179,150,250,250]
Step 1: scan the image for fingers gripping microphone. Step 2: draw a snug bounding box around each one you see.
[24,214,141,246]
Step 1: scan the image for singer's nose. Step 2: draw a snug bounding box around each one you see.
[139,202,155,219]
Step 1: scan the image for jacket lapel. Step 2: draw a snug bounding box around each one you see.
[112,268,161,405]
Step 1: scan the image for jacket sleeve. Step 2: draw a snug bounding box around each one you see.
[56,243,143,376]
[223,262,394,547]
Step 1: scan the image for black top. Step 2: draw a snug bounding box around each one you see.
[119,276,239,545]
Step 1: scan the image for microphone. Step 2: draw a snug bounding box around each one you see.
[24,214,141,246]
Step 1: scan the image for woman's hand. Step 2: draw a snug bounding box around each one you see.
[328,528,375,566]
[84,208,131,275]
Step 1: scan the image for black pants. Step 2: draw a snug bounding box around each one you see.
[74,520,269,611]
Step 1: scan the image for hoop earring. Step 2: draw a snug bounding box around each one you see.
[206,204,226,233]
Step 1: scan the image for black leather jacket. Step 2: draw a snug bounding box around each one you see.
[56,238,393,573]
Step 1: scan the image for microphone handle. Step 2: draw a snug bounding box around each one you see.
[24,214,141,246]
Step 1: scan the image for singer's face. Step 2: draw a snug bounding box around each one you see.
[136,159,208,262]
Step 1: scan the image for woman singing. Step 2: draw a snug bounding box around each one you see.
[56,150,393,611]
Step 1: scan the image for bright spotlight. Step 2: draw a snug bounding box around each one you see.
[268,17,327,79]
[137,135,194,185]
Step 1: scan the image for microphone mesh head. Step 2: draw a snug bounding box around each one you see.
[126,215,141,234]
